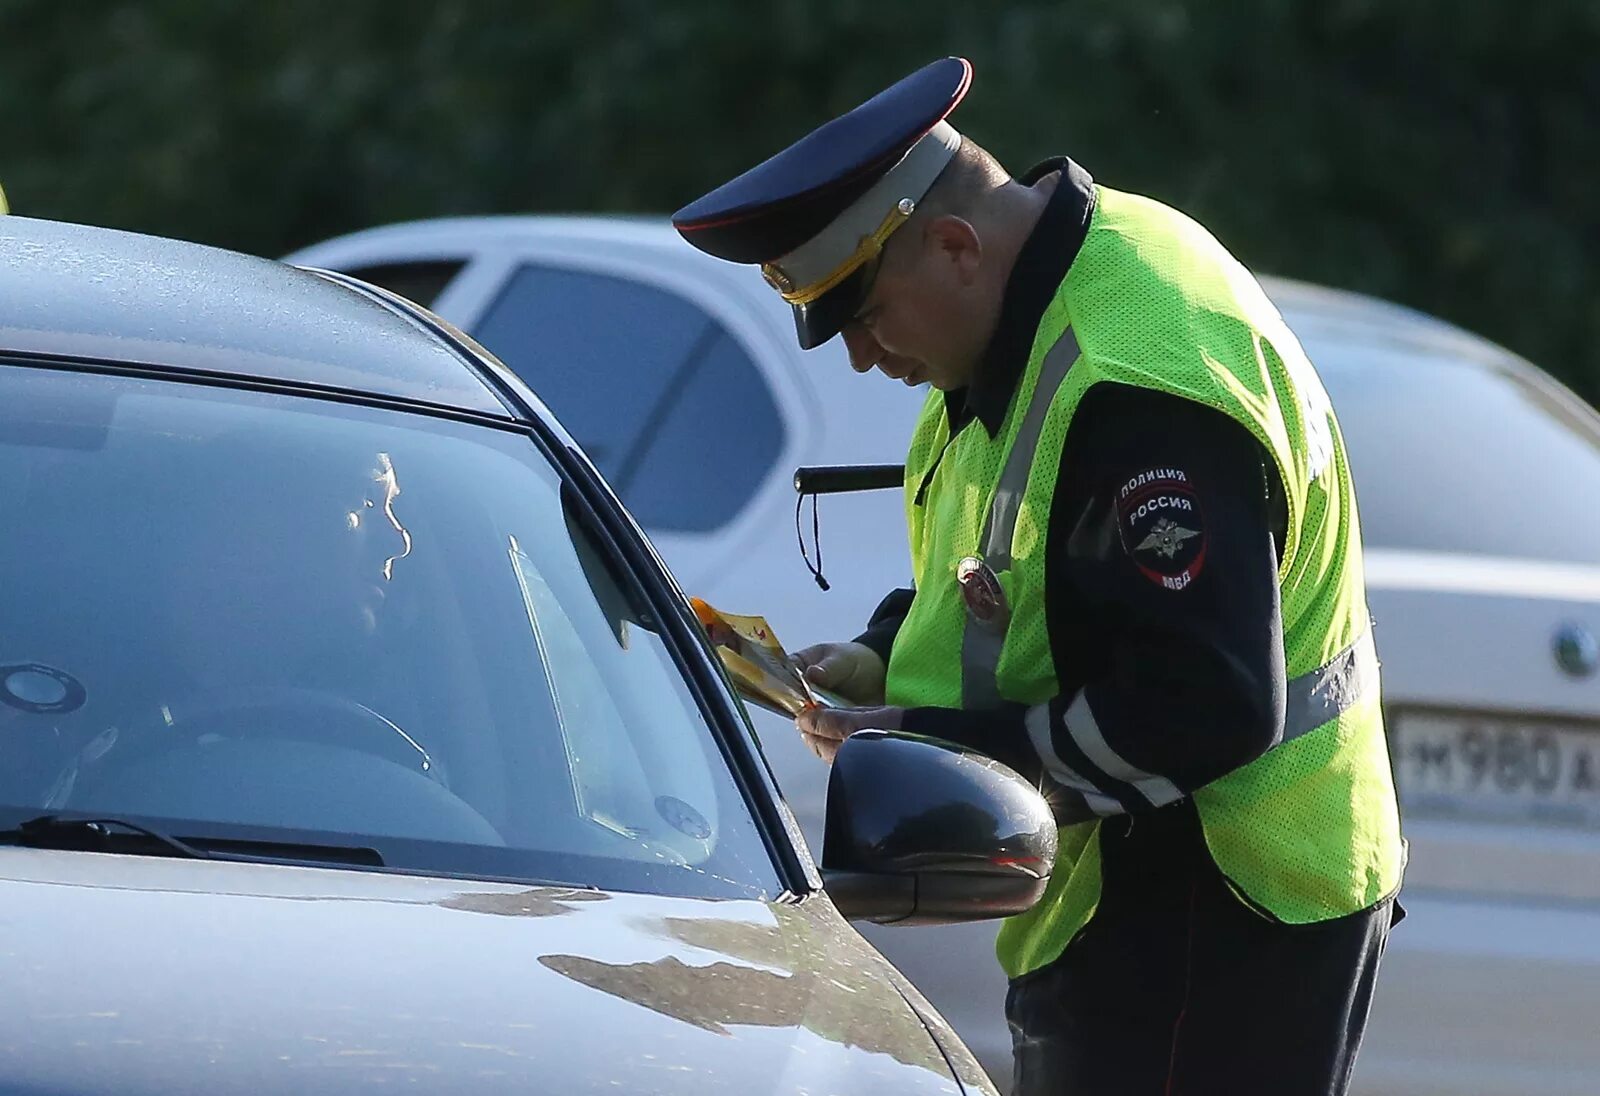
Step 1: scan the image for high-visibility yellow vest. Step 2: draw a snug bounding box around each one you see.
[884,185,1404,979]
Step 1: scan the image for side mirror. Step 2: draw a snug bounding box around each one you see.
[821,730,1057,925]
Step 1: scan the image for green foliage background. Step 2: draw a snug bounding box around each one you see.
[3,0,1596,400]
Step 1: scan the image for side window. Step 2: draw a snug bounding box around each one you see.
[342,260,465,308]
[471,264,786,532]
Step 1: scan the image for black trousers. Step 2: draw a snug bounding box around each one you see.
[1005,805,1397,1096]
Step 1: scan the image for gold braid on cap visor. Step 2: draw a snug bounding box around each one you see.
[762,203,912,306]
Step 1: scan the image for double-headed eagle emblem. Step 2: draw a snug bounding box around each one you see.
[1136,517,1201,560]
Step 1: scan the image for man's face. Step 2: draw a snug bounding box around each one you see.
[837,217,984,391]
[161,449,413,686]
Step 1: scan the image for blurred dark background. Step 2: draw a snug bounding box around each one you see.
[3,0,1596,401]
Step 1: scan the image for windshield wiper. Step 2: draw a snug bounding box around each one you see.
[0,814,210,858]
[188,835,384,867]
[0,814,385,867]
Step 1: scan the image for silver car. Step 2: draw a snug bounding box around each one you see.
[0,214,1066,1095]
[290,218,1600,1095]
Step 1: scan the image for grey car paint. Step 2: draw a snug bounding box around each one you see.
[0,849,991,1096]
[0,215,1000,1096]
[0,218,508,417]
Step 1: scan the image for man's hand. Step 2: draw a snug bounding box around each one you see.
[795,705,905,764]
[792,641,887,706]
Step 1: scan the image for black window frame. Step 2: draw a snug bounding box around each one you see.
[340,259,467,310]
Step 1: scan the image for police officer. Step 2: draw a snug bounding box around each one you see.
[673,57,1403,1096]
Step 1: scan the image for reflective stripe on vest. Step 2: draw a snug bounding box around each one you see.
[1284,628,1378,743]
[960,329,1081,711]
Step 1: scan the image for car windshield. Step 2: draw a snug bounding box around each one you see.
[0,363,778,899]
[1304,334,1600,565]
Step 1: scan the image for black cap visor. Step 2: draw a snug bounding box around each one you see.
[791,262,872,350]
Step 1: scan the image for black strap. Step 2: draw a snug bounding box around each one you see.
[795,489,829,591]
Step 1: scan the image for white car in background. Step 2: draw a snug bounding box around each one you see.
[289,217,1600,1096]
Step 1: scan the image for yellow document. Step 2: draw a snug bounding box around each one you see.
[690,598,850,717]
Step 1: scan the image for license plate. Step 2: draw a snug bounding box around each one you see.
[1391,710,1600,829]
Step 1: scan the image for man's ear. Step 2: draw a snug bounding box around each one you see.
[925,215,982,285]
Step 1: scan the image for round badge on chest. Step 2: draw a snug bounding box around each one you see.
[957,556,1010,630]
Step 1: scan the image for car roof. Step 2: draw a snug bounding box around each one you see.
[286,213,684,257]
[1260,274,1518,370]
[0,215,509,416]
[289,214,1526,373]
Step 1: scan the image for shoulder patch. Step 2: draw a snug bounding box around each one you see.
[1116,467,1206,591]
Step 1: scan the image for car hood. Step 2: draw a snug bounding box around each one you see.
[0,850,989,1096]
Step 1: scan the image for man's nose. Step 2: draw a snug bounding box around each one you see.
[842,327,884,374]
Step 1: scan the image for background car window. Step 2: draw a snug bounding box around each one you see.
[341,260,465,308]
[1307,337,1600,564]
[0,363,779,899]
[471,264,785,532]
